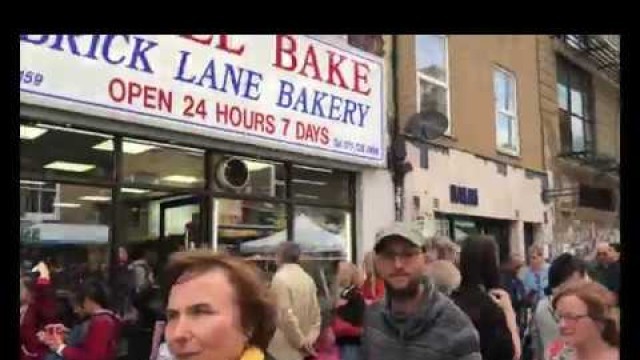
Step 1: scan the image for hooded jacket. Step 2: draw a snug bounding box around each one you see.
[361,279,481,360]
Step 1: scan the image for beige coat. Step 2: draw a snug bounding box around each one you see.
[268,263,322,360]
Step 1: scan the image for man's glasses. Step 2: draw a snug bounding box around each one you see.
[378,249,421,262]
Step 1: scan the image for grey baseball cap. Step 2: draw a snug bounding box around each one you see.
[374,222,425,253]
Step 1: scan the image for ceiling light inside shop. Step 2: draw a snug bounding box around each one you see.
[36,123,111,138]
[20,125,48,140]
[293,165,333,173]
[53,203,81,208]
[93,140,157,154]
[122,188,150,194]
[20,180,47,186]
[79,195,111,202]
[292,179,327,186]
[243,160,273,172]
[295,193,320,200]
[44,161,96,173]
[162,175,200,184]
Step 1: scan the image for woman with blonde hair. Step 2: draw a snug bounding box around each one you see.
[332,261,365,360]
[360,252,384,303]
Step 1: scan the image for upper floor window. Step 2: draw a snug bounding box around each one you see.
[557,57,594,154]
[493,67,520,154]
[416,35,450,134]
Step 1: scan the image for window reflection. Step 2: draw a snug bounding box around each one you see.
[20,182,112,291]
[291,165,351,205]
[122,139,205,189]
[20,122,114,181]
[294,206,351,261]
[221,199,287,256]
[416,35,447,82]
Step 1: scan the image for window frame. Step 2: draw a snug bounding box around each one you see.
[19,118,358,267]
[493,65,520,156]
[415,35,452,136]
[556,57,595,155]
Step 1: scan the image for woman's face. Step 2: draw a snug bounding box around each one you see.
[166,269,247,360]
[337,262,354,289]
[556,295,603,347]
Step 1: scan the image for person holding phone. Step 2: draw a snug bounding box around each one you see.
[20,261,58,360]
[39,280,122,360]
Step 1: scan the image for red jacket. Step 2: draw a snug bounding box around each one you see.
[61,310,122,360]
[20,279,58,360]
[361,278,385,303]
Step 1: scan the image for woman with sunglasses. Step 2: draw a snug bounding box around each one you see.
[548,279,618,360]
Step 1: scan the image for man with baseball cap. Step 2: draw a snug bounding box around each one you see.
[361,223,481,360]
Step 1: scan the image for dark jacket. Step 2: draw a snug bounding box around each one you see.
[20,279,58,360]
[451,285,514,360]
[361,279,481,360]
[333,285,366,345]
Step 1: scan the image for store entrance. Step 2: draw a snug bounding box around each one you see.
[157,195,205,272]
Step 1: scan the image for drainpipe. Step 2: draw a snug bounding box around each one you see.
[389,35,411,222]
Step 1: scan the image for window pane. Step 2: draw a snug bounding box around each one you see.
[20,122,114,181]
[121,189,176,245]
[123,139,205,189]
[584,121,594,151]
[210,154,286,198]
[291,165,351,206]
[494,71,506,111]
[416,35,447,83]
[557,83,569,111]
[559,110,573,153]
[494,70,514,112]
[419,79,448,115]
[571,116,586,152]
[294,206,351,260]
[570,88,584,116]
[223,199,287,258]
[20,182,112,292]
[497,113,514,149]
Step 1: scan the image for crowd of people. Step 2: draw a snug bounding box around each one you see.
[20,224,621,360]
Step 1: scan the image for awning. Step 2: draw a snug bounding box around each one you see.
[240,214,345,254]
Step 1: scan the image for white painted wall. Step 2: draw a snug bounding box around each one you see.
[356,168,395,265]
[404,143,552,258]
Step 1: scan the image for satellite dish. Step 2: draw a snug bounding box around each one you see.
[403,110,449,143]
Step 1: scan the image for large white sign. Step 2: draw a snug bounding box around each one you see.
[20,35,386,167]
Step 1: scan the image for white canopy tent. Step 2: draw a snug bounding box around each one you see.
[21,223,109,245]
[240,214,345,254]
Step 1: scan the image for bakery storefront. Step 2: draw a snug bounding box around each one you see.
[19,35,388,288]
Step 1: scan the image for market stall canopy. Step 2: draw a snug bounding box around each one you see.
[240,214,345,254]
[21,222,109,245]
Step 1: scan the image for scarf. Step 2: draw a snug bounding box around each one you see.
[239,346,265,360]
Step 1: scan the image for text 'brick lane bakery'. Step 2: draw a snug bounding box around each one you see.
[19,34,391,284]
